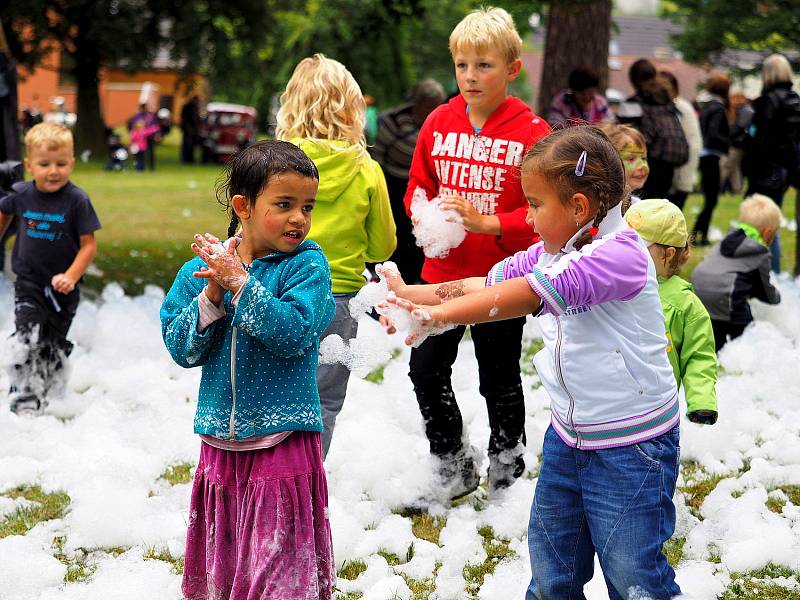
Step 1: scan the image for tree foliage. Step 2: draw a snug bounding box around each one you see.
[662,0,800,64]
[2,0,543,148]
[206,0,541,129]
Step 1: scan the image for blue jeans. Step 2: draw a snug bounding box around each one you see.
[526,425,681,600]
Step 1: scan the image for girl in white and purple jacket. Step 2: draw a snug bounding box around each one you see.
[385,126,682,599]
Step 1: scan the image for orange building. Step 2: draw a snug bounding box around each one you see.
[17,45,206,127]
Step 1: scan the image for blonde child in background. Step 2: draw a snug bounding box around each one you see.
[385,126,682,598]
[625,198,719,424]
[691,194,782,350]
[0,122,101,415]
[276,54,397,458]
[600,122,650,211]
[161,141,336,599]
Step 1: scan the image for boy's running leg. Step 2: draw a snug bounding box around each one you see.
[10,280,49,413]
[39,288,79,398]
[527,426,594,600]
[471,317,527,491]
[582,426,681,600]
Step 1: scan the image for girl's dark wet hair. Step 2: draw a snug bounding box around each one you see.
[521,126,626,250]
[216,140,319,238]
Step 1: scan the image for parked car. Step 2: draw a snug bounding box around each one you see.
[201,102,257,162]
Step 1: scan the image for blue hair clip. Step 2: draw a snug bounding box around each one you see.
[575,150,587,176]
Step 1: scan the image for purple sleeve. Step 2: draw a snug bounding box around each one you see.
[485,242,545,286]
[524,232,649,316]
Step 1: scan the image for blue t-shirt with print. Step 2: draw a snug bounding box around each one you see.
[0,181,101,286]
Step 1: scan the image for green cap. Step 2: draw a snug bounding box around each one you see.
[624,198,687,247]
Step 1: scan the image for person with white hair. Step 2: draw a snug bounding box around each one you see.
[743,53,800,272]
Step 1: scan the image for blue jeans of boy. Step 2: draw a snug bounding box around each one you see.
[526,425,681,600]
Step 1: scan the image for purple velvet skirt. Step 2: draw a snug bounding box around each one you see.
[182,432,334,600]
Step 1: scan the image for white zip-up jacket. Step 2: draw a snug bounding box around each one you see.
[486,206,678,449]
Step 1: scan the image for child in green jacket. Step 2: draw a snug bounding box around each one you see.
[625,198,719,424]
[276,54,397,457]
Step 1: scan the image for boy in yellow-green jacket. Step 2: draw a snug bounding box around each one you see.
[625,199,718,424]
[276,54,397,457]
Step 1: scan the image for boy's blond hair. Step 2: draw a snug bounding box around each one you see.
[276,54,367,151]
[740,194,782,232]
[25,122,74,155]
[449,7,522,64]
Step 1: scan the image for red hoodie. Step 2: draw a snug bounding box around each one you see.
[404,94,551,283]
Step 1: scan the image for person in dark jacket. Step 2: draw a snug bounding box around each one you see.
[693,73,731,245]
[744,54,800,272]
[619,59,689,198]
[180,96,201,164]
[691,194,782,351]
[370,79,446,283]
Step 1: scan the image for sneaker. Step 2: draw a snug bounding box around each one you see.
[488,452,526,494]
[437,446,481,501]
[9,392,43,416]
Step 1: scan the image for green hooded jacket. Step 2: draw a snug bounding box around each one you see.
[292,138,397,293]
[658,274,718,415]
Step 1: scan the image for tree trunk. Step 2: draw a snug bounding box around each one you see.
[537,0,612,116]
[71,39,106,161]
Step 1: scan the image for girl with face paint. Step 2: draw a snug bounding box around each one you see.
[599,123,651,213]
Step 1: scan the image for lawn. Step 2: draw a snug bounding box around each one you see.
[5,136,799,295]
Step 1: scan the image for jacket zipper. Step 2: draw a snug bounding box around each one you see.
[229,327,237,439]
[554,317,581,448]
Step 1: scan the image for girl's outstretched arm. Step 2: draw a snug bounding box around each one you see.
[389,277,541,345]
[377,263,486,305]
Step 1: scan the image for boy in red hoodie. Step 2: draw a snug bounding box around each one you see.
[403,7,550,498]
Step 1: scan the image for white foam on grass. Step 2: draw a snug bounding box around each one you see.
[0,275,798,598]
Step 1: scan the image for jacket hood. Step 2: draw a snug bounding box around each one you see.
[447,94,533,129]
[719,227,769,258]
[291,138,368,203]
[636,78,673,106]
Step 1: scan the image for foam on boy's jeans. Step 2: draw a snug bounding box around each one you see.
[410,187,467,259]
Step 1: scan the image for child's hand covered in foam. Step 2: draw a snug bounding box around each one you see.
[191,233,248,294]
[382,293,454,347]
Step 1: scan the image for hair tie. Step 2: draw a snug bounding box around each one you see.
[589,227,599,237]
[575,150,587,176]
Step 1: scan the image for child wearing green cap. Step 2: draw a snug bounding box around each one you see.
[625,198,719,424]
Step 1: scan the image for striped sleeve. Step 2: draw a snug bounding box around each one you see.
[526,232,650,316]
[485,242,545,287]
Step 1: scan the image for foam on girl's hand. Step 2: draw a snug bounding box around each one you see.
[410,188,467,259]
[345,262,455,349]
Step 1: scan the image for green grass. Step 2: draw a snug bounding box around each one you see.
[337,559,368,580]
[52,535,97,582]
[0,485,71,538]
[143,547,185,575]
[520,337,545,378]
[678,462,728,520]
[463,525,517,590]
[663,536,686,567]
[67,140,229,296]
[680,192,797,276]
[363,348,403,384]
[159,463,194,486]
[720,564,800,600]
[13,134,793,298]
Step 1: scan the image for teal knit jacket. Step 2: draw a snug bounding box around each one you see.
[161,241,335,440]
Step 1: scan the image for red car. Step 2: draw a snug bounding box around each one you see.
[201,102,257,162]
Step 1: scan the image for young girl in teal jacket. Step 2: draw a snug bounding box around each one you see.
[161,140,336,599]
